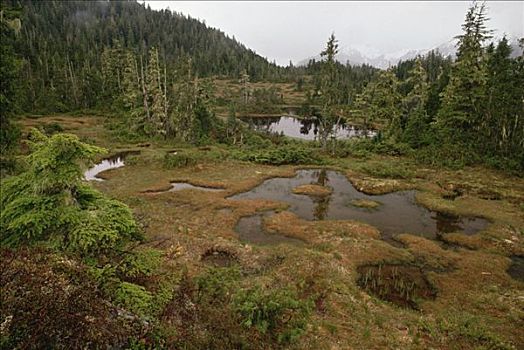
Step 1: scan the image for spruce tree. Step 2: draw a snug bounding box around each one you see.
[373,70,402,140]
[168,57,193,140]
[402,58,430,147]
[146,47,167,135]
[121,51,141,111]
[0,17,20,155]
[485,37,523,158]
[355,81,376,136]
[436,1,492,144]
[318,33,340,151]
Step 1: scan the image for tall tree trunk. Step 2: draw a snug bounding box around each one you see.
[163,61,168,120]
[140,55,150,121]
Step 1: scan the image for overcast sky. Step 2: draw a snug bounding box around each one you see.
[142,1,523,65]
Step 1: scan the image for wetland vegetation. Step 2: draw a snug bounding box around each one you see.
[1,1,523,349]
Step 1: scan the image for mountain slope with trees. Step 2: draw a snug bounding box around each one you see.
[6,0,285,113]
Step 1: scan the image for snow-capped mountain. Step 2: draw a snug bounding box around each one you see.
[298,36,521,68]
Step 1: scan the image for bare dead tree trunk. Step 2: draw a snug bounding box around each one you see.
[67,56,78,106]
[163,61,168,119]
[140,55,150,121]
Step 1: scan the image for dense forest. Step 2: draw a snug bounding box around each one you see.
[1,0,523,349]
[4,0,288,113]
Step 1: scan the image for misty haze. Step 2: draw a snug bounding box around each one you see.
[1,1,523,349]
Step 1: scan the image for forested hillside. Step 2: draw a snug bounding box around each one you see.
[5,0,285,112]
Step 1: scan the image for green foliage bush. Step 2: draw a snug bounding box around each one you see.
[117,249,162,280]
[359,163,414,179]
[419,312,515,349]
[344,137,413,158]
[0,129,141,255]
[371,140,413,157]
[414,142,482,170]
[88,250,169,319]
[239,86,283,114]
[114,282,154,318]
[152,267,315,348]
[0,121,20,155]
[163,148,226,169]
[483,155,524,176]
[0,248,144,349]
[243,132,275,148]
[41,122,64,135]
[195,267,241,303]
[233,286,312,344]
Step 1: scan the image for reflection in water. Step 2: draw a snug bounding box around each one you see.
[229,169,489,244]
[312,169,330,220]
[168,183,224,192]
[313,196,330,220]
[316,169,328,186]
[240,116,376,140]
[84,151,140,181]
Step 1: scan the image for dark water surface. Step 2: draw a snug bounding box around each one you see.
[507,256,524,282]
[84,151,140,181]
[229,169,489,244]
[240,116,376,141]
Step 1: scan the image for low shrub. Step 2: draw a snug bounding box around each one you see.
[359,162,414,179]
[414,143,482,170]
[372,140,413,157]
[418,312,515,349]
[114,282,154,318]
[41,122,64,135]
[233,285,312,344]
[117,249,162,280]
[195,267,241,303]
[163,148,226,169]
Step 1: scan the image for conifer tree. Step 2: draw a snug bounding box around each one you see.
[168,57,195,140]
[240,70,250,105]
[146,47,167,135]
[100,42,124,104]
[0,16,20,155]
[402,58,430,147]
[121,51,141,111]
[354,81,376,136]
[372,70,402,140]
[436,1,492,143]
[485,37,523,157]
[0,129,140,254]
[318,33,340,151]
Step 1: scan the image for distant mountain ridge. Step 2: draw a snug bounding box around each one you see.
[18,0,282,79]
[298,37,522,68]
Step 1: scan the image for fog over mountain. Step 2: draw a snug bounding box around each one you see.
[298,36,523,68]
[143,1,523,66]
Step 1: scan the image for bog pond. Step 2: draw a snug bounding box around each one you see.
[240,116,376,140]
[229,169,489,245]
[84,151,139,181]
[85,154,489,248]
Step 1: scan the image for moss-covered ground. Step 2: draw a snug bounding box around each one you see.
[18,114,524,349]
